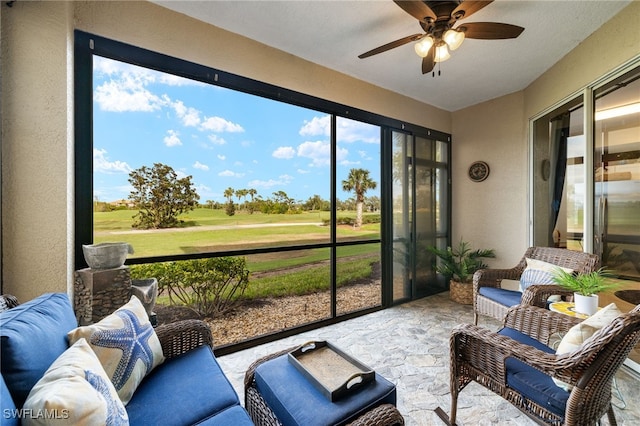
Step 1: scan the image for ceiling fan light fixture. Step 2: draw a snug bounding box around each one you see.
[443,28,465,51]
[414,35,434,58]
[434,43,450,63]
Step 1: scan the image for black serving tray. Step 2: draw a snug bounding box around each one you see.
[288,341,375,401]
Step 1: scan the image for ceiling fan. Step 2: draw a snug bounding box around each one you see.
[358,1,524,75]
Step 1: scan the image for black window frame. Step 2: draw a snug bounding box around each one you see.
[74,30,450,354]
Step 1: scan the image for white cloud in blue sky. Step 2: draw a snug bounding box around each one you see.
[92,56,380,203]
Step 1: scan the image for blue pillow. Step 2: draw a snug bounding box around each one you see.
[0,293,77,407]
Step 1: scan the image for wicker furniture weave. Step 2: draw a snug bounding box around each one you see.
[244,346,405,426]
[473,247,600,325]
[448,303,640,426]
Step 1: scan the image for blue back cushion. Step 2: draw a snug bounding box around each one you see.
[0,293,77,408]
[1,374,19,426]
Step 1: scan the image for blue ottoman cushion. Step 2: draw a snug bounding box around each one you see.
[0,293,77,407]
[127,345,249,426]
[498,327,570,419]
[479,287,522,307]
[254,354,396,426]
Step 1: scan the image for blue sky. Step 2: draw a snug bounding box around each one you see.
[92,56,381,204]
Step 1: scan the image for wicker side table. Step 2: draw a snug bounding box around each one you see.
[244,346,404,426]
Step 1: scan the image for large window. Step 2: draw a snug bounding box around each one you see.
[75,31,449,353]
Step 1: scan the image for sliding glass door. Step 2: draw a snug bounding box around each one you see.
[391,130,450,303]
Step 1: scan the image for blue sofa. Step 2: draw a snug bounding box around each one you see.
[0,293,253,425]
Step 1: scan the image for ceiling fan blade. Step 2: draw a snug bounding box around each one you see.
[421,49,435,74]
[393,0,436,23]
[358,33,423,59]
[451,1,493,21]
[459,22,524,39]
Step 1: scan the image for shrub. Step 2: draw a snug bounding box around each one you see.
[130,257,250,317]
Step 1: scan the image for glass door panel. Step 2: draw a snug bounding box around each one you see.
[594,70,640,279]
[392,131,412,303]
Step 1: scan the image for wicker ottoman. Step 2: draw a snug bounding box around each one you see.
[244,346,404,426]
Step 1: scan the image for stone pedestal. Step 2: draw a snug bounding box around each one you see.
[74,266,132,325]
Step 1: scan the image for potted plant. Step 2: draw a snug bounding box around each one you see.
[552,268,617,315]
[427,240,495,304]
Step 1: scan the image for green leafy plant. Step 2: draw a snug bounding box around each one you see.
[427,240,495,284]
[130,257,249,317]
[551,267,618,296]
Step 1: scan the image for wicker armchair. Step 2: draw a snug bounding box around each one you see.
[244,346,405,426]
[473,247,600,325]
[447,304,640,426]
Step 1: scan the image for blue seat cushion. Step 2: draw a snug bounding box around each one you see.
[498,327,570,419]
[254,354,396,426]
[479,287,522,307]
[193,405,254,425]
[126,345,244,426]
[0,293,77,407]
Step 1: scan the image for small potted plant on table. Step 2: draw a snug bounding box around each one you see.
[427,240,495,305]
[552,268,617,315]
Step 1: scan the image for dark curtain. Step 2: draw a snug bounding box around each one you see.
[549,114,570,242]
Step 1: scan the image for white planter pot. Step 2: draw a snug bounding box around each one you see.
[574,292,599,316]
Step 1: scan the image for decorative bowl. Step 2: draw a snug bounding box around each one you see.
[82,242,134,270]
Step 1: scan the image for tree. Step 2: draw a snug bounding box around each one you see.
[341,168,377,228]
[128,163,199,229]
[223,187,235,203]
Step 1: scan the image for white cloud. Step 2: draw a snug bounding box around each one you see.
[94,80,164,112]
[218,170,245,178]
[217,154,226,161]
[272,146,296,159]
[337,119,380,144]
[297,141,348,167]
[193,161,209,171]
[300,115,330,137]
[297,169,310,174]
[93,149,132,174]
[163,130,182,147]
[208,134,227,145]
[170,99,201,127]
[201,116,244,133]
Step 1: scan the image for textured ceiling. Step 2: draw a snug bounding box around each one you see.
[154,1,632,111]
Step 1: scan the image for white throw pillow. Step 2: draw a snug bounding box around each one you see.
[23,338,128,425]
[68,296,164,405]
[519,258,573,293]
[553,303,622,390]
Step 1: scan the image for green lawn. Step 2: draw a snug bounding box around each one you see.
[94,208,380,258]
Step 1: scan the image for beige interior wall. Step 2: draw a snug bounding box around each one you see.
[1,1,74,301]
[451,92,528,268]
[524,1,640,119]
[0,1,450,301]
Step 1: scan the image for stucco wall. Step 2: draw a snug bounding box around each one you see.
[0,1,450,301]
[451,92,528,268]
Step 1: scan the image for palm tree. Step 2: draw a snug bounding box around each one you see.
[223,187,235,203]
[341,168,377,228]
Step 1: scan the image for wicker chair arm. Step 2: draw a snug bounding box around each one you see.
[473,267,521,293]
[154,319,213,359]
[451,323,581,384]
[503,305,581,344]
[521,284,574,307]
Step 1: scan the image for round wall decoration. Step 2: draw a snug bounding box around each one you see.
[468,161,490,182]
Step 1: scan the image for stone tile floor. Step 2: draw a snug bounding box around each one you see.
[218,292,640,425]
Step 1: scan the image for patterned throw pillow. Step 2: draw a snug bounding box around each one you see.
[519,258,573,293]
[23,338,128,426]
[552,303,622,391]
[68,296,164,405]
